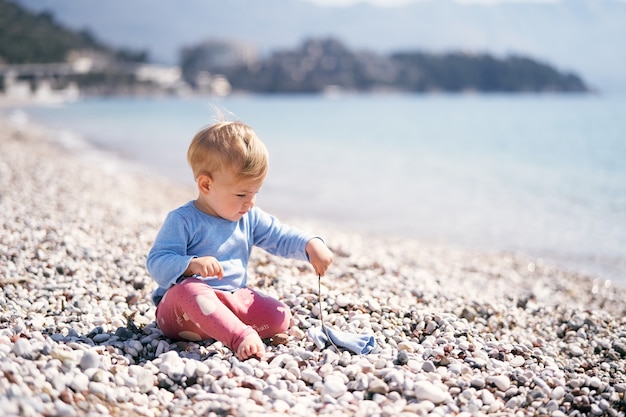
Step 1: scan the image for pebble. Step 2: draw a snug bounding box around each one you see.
[12,338,34,359]
[79,350,100,370]
[0,117,625,417]
[510,355,525,367]
[396,350,409,365]
[470,376,485,388]
[301,369,322,384]
[93,333,110,343]
[569,343,585,357]
[422,360,437,373]
[322,375,348,398]
[335,294,351,307]
[551,385,565,400]
[487,375,511,391]
[414,381,448,404]
[69,371,90,392]
[130,365,155,393]
[368,378,389,394]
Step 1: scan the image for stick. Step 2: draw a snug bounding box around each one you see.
[318,274,340,353]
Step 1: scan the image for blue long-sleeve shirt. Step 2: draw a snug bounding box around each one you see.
[147,201,315,305]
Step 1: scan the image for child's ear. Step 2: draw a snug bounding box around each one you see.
[197,174,212,194]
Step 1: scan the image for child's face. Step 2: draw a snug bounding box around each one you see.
[197,169,264,221]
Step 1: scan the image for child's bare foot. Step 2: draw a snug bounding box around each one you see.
[236,332,265,360]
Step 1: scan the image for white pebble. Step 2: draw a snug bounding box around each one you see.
[414,381,448,404]
[510,355,525,367]
[481,389,496,405]
[551,386,565,400]
[367,298,381,311]
[69,372,90,392]
[487,375,510,391]
[335,294,351,307]
[158,351,185,380]
[323,375,347,398]
[301,369,323,384]
[12,338,33,358]
[569,344,584,357]
[88,381,107,398]
[129,366,155,394]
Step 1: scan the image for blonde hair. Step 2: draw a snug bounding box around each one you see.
[187,121,269,181]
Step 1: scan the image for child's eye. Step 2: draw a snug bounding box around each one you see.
[235,194,246,198]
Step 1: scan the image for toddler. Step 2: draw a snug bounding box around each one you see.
[147,121,333,360]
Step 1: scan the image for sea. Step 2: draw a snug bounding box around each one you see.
[8,93,626,288]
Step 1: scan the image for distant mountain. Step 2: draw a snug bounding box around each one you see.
[10,0,626,92]
[188,37,588,93]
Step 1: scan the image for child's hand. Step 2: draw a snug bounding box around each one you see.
[306,238,334,276]
[185,256,224,279]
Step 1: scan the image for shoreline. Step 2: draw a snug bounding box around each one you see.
[8,98,625,290]
[14,105,626,290]
[1,114,625,416]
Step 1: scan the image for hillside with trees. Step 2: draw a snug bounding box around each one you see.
[0,0,154,96]
[0,0,146,64]
[389,51,587,93]
[186,38,588,94]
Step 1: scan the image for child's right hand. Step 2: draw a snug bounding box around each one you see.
[185,256,224,279]
[306,238,334,276]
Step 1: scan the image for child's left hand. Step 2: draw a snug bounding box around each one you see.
[185,256,224,279]
[306,238,334,276]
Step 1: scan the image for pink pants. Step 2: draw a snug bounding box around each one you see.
[155,277,291,353]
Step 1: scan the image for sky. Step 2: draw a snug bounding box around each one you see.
[11,0,626,91]
[304,0,562,6]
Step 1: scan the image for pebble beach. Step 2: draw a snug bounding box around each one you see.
[1,114,625,417]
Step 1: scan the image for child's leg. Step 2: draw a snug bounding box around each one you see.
[155,278,258,355]
[216,287,292,339]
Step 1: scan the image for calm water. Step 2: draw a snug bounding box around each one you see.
[12,93,626,286]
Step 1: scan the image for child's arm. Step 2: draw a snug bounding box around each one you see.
[251,207,333,274]
[146,211,197,289]
[306,237,334,276]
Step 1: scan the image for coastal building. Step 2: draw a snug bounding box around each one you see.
[135,64,184,89]
[0,53,187,104]
[180,39,257,94]
[0,70,80,105]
